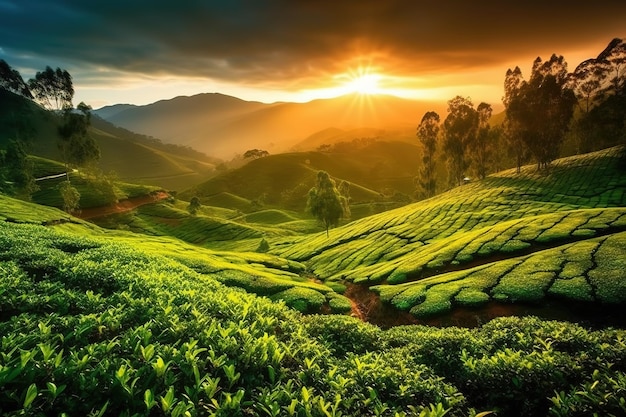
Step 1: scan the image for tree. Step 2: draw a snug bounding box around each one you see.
[503,67,528,173]
[307,171,346,237]
[416,111,440,197]
[187,196,202,215]
[0,139,38,198]
[243,149,269,159]
[57,102,100,179]
[28,66,74,111]
[443,96,478,186]
[505,55,577,169]
[59,180,80,215]
[472,103,493,180]
[0,59,32,98]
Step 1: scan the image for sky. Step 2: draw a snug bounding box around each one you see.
[1,0,625,109]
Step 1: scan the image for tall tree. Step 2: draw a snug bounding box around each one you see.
[505,55,577,169]
[443,96,478,186]
[472,102,493,180]
[597,38,626,94]
[28,66,74,111]
[57,102,100,180]
[0,60,32,98]
[416,111,440,197]
[503,67,528,173]
[307,171,346,237]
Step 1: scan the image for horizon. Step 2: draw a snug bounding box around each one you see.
[1,1,625,108]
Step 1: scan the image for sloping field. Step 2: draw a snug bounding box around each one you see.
[274,146,626,319]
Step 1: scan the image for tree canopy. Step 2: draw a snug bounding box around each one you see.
[443,96,478,186]
[505,55,577,169]
[307,171,346,237]
[0,60,32,99]
[416,111,440,197]
[28,66,74,111]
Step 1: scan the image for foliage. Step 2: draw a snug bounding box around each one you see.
[57,103,100,171]
[416,111,440,198]
[307,171,347,237]
[505,54,577,169]
[243,148,269,159]
[58,180,80,214]
[442,96,478,186]
[0,59,32,99]
[0,139,38,198]
[27,66,74,111]
[187,196,202,215]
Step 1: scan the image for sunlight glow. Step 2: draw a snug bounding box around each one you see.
[346,73,381,95]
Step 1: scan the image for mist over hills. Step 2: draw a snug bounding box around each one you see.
[96,93,446,159]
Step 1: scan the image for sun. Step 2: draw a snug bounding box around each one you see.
[346,73,381,95]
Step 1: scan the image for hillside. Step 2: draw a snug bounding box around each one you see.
[181,141,425,211]
[0,90,215,191]
[273,146,626,324]
[96,92,446,159]
[2,163,626,416]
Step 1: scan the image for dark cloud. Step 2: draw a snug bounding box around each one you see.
[1,0,625,90]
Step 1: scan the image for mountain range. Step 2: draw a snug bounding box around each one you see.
[95,93,447,159]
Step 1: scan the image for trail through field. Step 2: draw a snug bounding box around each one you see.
[78,191,169,220]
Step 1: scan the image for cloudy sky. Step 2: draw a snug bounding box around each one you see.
[1,0,625,108]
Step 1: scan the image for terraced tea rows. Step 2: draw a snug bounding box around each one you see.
[274,146,626,320]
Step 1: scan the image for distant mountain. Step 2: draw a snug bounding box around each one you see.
[96,93,445,159]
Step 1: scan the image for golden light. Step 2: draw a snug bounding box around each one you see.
[346,73,381,95]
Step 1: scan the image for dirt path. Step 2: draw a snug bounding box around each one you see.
[78,191,169,220]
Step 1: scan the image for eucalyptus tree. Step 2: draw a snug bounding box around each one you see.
[442,96,478,186]
[0,59,32,98]
[416,111,440,197]
[472,102,493,180]
[28,66,74,111]
[505,55,577,169]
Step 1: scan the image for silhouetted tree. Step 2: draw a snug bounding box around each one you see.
[307,171,346,237]
[503,67,528,173]
[243,149,269,159]
[416,111,440,197]
[0,60,32,98]
[597,38,626,94]
[28,66,74,111]
[505,55,577,169]
[187,196,202,215]
[471,102,493,180]
[443,96,478,186]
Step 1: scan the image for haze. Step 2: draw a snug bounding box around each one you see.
[1,0,625,108]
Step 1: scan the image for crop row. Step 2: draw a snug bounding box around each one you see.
[2,219,626,415]
[372,231,626,318]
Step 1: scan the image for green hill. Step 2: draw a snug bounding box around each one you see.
[274,146,626,321]
[0,89,215,191]
[181,141,424,212]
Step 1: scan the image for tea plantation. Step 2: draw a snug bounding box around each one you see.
[1,146,626,416]
[275,146,626,320]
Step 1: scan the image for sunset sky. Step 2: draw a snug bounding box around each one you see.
[1,0,625,109]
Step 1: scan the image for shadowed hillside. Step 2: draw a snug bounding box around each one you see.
[0,90,216,191]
